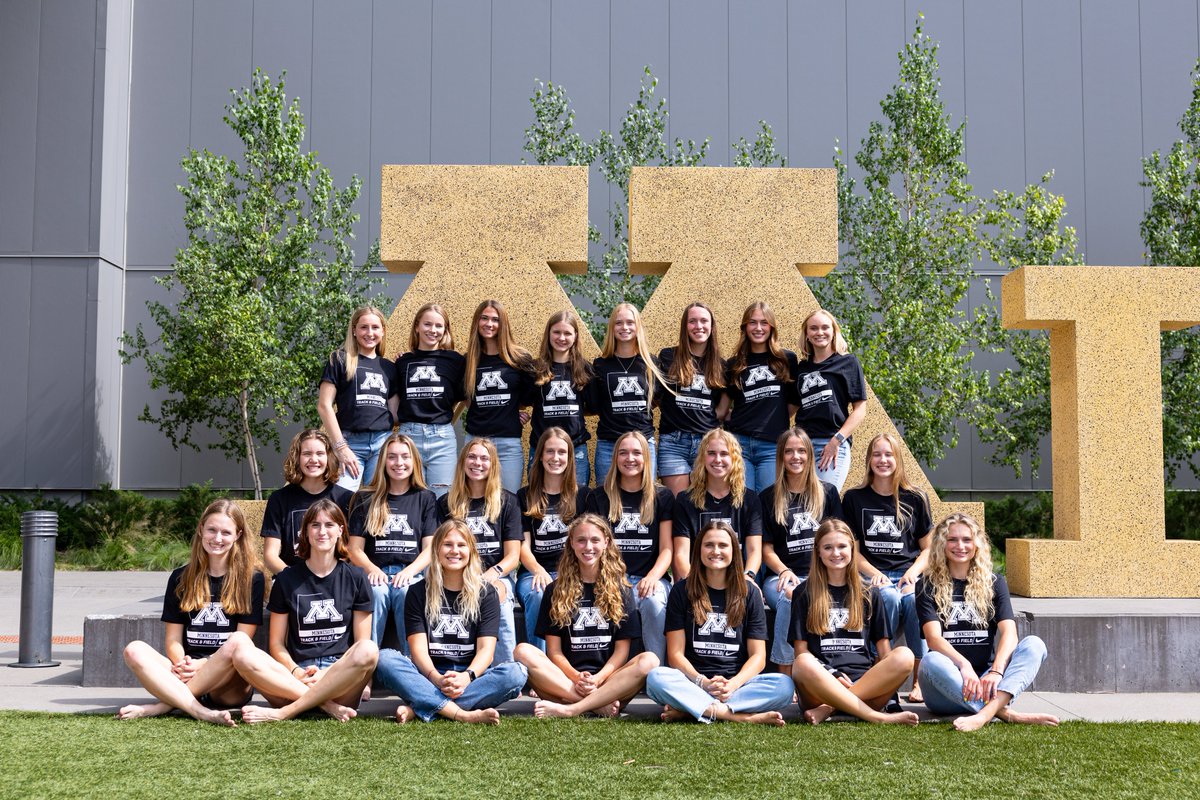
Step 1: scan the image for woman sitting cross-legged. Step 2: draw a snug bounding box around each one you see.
[790,519,919,726]
[233,499,379,723]
[646,521,793,726]
[915,513,1059,731]
[374,520,528,724]
[515,514,659,718]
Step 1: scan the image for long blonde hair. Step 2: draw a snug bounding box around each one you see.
[856,432,925,530]
[424,520,486,628]
[338,305,387,380]
[805,519,870,634]
[924,513,995,625]
[771,427,825,526]
[602,431,657,526]
[358,434,429,538]
[447,438,504,522]
[729,301,791,388]
[534,310,592,389]
[799,308,849,360]
[599,302,666,406]
[548,514,630,628]
[667,302,724,390]
[177,500,260,615]
[685,521,748,628]
[464,299,534,400]
[524,428,580,522]
[686,428,746,509]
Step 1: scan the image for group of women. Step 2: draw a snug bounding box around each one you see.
[117,299,1058,731]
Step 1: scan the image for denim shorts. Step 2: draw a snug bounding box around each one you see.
[657,430,704,477]
[296,654,341,671]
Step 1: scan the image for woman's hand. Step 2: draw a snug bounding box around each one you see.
[489,576,508,603]
[636,577,661,600]
[393,568,416,588]
[367,568,388,587]
[532,569,552,593]
[778,570,801,600]
[707,676,733,702]
[293,664,320,687]
[870,573,893,589]
[979,668,1002,702]
[519,411,532,425]
[896,571,918,594]
[574,671,597,697]
[959,663,983,702]
[171,656,206,683]
[336,443,360,479]
[439,670,470,699]
[818,439,840,471]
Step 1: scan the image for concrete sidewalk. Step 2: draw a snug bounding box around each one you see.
[3,570,1200,722]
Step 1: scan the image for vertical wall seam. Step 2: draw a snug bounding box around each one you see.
[1077,0,1088,258]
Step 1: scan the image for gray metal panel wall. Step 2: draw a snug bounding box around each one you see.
[0,259,33,487]
[0,2,41,253]
[729,0,788,164]
[788,0,847,168]
[431,0,491,165]
[669,0,730,163]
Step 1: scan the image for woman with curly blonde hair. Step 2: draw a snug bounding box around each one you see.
[515,514,658,718]
[915,513,1058,731]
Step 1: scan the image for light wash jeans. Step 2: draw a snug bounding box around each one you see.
[374,649,527,722]
[810,437,852,492]
[657,431,704,478]
[630,575,670,662]
[337,429,392,492]
[763,574,806,665]
[917,636,1048,716]
[879,568,926,659]
[734,434,777,493]
[646,667,793,722]
[594,437,657,487]
[370,565,423,654]
[398,422,457,497]
[467,433,524,494]
[494,574,517,665]
[515,569,556,652]
[527,442,590,489]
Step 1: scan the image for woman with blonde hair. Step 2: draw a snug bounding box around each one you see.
[375,520,529,724]
[437,438,522,663]
[656,302,725,494]
[840,432,933,701]
[464,299,537,492]
[526,310,593,486]
[118,500,264,726]
[916,513,1058,731]
[671,428,762,580]
[515,514,659,718]
[790,519,919,725]
[347,433,439,652]
[395,302,465,496]
[318,306,398,492]
[586,302,667,483]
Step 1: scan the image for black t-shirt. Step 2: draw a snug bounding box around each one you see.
[915,574,1014,675]
[518,487,591,572]
[267,561,372,662]
[586,486,675,578]
[320,352,398,433]
[724,350,800,441]
[524,360,590,447]
[672,490,763,561]
[436,491,523,571]
[161,568,265,658]
[465,353,533,438]
[759,482,844,576]
[793,353,867,442]
[841,486,932,573]
[585,355,655,441]
[261,483,354,568]
[535,582,640,673]
[347,488,440,568]
[395,349,467,425]
[655,348,723,435]
[665,580,767,679]
[405,584,501,671]
[791,582,890,680]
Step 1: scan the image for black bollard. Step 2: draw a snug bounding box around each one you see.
[12,511,61,668]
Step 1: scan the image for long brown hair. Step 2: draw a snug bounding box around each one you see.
[358,434,429,537]
[728,301,791,388]
[667,302,725,390]
[549,514,630,628]
[176,499,260,615]
[602,431,657,525]
[685,521,748,628]
[534,310,592,389]
[464,299,534,400]
[686,428,746,509]
[446,438,503,522]
[282,429,340,485]
[295,499,351,561]
[424,519,486,627]
[804,519,869,634]
[771,427,825,526]
[524,427,579,522]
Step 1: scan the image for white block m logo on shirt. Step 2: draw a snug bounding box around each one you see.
[361,372,387,391]
[477,371,508,391]
[410,366,440,382]
[613,377,644,396]
[303,599,344,624]
[746,366,775,385]
[193,603,229,626]
[431,614,470,638]
[698,612,738,638]
[866,515,902,538]
[572,607,610,630]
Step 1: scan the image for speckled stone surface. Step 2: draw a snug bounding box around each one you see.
[1002,265,1200,597]
[627,166,982,530]
[235,499,265,559]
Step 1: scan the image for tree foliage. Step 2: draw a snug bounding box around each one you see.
[120,70,386,498]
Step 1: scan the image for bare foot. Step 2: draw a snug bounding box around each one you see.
[907,685,924,704]
[534,700,575,719]
[660,705,689,723]
[197,709,237,728]
[241,704,286,724]
[597,700,622,718]
[996,709,1060,727]
[116,702,170,721]
[456,708,501,725]
[803,704,835,725]
[324,703,358,722]
[737,710,786,727]
[361,685,372,703]
[394,705,415,724]
[880,710,920,726]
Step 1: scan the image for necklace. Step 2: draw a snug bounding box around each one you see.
[616,354,638,373]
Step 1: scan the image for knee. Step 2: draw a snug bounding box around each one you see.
[791,653,823,682]
[513,643,539,665]
[632,652,660,675]
[646,666,672,690]
[1022,635,1049,663]
[122,640,152,667]
[889,645,915,672]
[349,639,380,669]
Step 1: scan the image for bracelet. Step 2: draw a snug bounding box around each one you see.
[335,440,348,450]
[986,669,1004,677]
[693,674,704,687]
[291,665,304,676]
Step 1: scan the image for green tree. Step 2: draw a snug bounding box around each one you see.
[1142,59,1200,481]
[120,70,386,498]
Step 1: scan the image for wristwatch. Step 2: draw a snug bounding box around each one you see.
[466,669,477,682]
[833,432,846,444]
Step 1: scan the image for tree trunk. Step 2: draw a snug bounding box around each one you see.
[239,386,263,499]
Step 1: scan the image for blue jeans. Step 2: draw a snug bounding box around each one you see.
[879,568,926,659]
[527,442,590,488]
[918,636,1048,716]
[594,437,657,487]
[399,422,457,496]
[467,434,524,494]
[374,649,528,722]
[810,437,852,492]
[764,574,805,665]
[516,569,556,652]
[494,574,517,665]
[646,667,793,723]
[371,565,423,654]
[337,429,392,492]
[297,654,340,670]
[657,431,703,478]
[734,434,777,493]
[630,575,670,662]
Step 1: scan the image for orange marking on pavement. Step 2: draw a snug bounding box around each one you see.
[0,635,83,644]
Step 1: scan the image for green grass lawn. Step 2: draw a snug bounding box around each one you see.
[1,712,1196,799]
